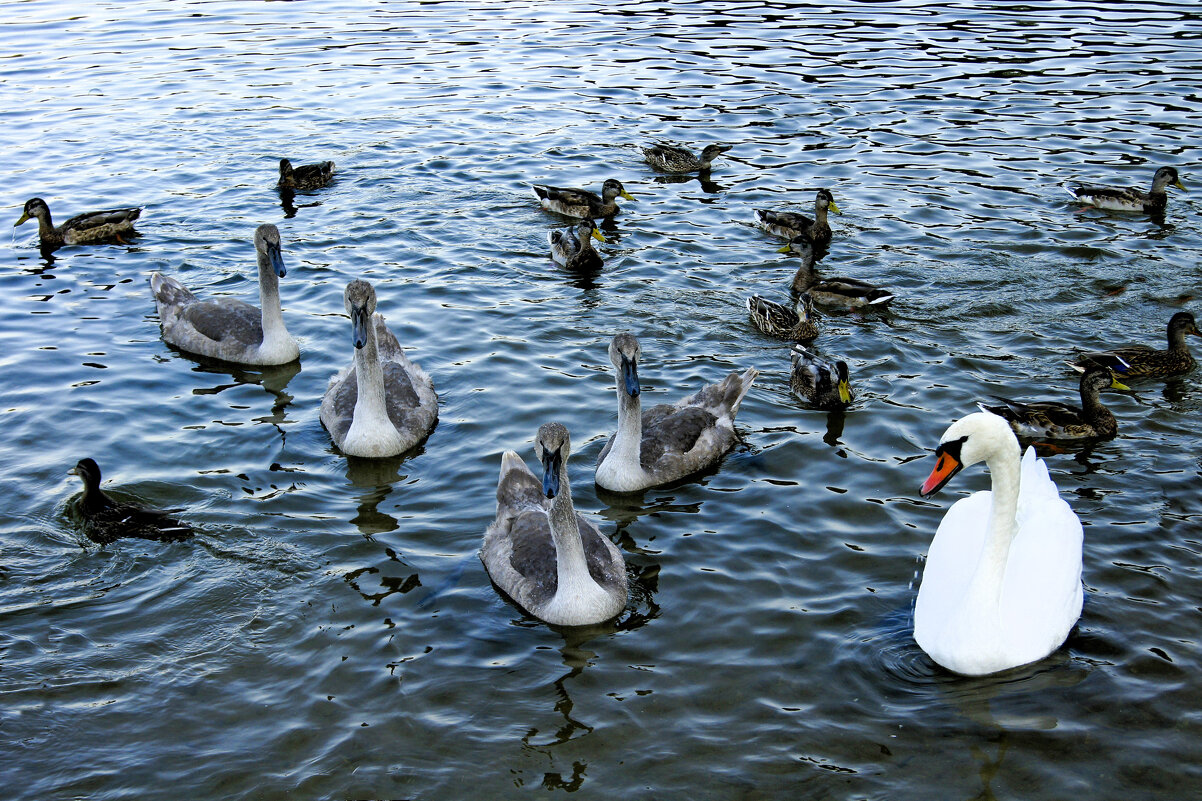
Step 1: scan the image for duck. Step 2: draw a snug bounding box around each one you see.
[277,158,335,191]
[778,234,895,307]
[754,188,841,248]
[746,292,819,341]
[916,411,1084,676]
[549,218,606,271]
[481,422,627,626]
[14,197,141,250]
[596,333,758,493]
[977,367,1128,441]
[67,458,193,545]
[790,345,852,409]
[641,143,731,173]
[150,223,300,366]
[532,179,635,218]
[1067,165,1185,214]
[321,279,439,458]
[1070,311,1200,378]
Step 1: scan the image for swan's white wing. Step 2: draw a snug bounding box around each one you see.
[1003,448,1084,660]
[914,490,991,647]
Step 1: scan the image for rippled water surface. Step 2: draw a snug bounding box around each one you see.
[3,1,1202,798]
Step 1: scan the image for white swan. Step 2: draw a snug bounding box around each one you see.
[916,412,1084,676]
[481,422,627,626]
[150,223,299,366]
[320,279,438,458]
[595,333,758,493]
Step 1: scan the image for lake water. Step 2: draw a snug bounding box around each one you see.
[3,1,1201,798]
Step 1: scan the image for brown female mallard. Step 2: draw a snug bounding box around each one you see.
[778,234,894,307]
[1067,166,1185,214]
[277,158,335,191]
[746,292,818,341]
[1071,311,1200,378]
[15,197,141,250]
[978,367,1128,441]
[642,143,731,173]
[549,218,606,271]
[754,188,841,247]
[532,179,635,218]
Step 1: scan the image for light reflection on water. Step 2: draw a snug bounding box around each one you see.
[2,1,1201,798]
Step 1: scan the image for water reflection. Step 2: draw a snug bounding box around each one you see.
[277,189,325,219]
[343,560,421,607]
[559,260,604,291]
[342,454,411,537]
[651,172,728,194]
[823,408,847,446]
[186,358,302,426]
[521,634,602,749]
[594,486,705,546]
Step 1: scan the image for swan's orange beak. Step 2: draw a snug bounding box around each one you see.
[921,448,963,497]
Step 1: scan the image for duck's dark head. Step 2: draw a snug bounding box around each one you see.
[69,458,102,489]
[15,198,50,227]
[815,188,841,215]
[602,179,635,202]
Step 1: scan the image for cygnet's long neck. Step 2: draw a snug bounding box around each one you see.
[609,373,644,472]
[547,462,592,593]
[353,317,392,429]
[257,256,290,349]
[970,437,1024,611]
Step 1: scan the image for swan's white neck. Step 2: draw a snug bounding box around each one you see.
[344,317,404,456]
[966,438,1023,616]
[256,258,298,362]
[596,378,649,491]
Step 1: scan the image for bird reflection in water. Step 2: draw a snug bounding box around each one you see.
[342,454,411,538]
[187,359,301,412]
[652,172,727,195]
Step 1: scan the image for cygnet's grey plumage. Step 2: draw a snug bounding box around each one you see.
[595,333,758,492]
[320,279,438,458]
[150,223,299,365]
[481,422,627,626]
